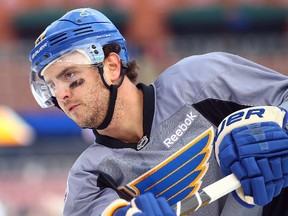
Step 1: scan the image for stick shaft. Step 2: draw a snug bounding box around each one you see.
[178,173,241,215]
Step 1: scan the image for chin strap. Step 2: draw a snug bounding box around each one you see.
[96,63,126,130]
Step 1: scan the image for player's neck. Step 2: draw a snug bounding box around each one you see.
[97,78,144,143]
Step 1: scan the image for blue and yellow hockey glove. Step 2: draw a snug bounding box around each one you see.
[101,192,176,216]
[215,106,288,207]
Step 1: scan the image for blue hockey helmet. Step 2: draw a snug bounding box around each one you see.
[29,8,129,108]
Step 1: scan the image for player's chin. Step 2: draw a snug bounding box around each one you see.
[76,118,97,129]
[68,110,99,128]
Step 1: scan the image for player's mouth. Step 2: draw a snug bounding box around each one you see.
[67,104,80,113]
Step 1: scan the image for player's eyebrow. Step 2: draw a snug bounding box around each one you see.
[44,66,77,86]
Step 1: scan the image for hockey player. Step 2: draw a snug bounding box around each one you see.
[29,8,288,216]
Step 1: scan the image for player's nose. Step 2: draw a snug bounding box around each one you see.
[55,84,72,103]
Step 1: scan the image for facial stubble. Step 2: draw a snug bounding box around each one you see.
[79,80,110,129]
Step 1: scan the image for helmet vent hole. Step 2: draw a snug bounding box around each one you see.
[73,26,92,32]
[50,33,67,42]
[74,30,94,36]
[50,33,68,46]
[50,37,68,46]
[73,27,94,36]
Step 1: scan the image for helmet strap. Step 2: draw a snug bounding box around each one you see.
[96,63,126,130]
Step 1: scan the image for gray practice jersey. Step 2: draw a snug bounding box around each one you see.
[63,52,288,216]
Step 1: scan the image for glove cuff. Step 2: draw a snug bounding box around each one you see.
[215,106,286,165]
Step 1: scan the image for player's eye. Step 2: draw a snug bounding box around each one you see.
[64,71,75,79]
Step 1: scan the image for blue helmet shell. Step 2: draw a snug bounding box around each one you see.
[29,8,129,74]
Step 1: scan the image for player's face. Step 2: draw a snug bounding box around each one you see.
[42,51,109,128]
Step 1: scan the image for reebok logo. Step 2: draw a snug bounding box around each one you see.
[163,111,197,149]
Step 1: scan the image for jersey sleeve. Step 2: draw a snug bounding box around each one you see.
[197,52,288,107]
[63,146,121,216]
[156,52,288,108]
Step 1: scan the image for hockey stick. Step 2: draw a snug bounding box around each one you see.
[176,173,240,215]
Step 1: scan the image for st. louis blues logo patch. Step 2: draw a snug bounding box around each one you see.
[118,127,214,206]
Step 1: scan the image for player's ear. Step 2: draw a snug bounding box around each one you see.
[103,52,122,84]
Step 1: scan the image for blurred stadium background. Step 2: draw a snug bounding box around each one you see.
[0,0,287,215]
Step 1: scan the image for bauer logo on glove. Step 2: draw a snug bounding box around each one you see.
[214,106,288,207]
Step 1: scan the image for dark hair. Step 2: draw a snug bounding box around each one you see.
[102,42,138,83]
